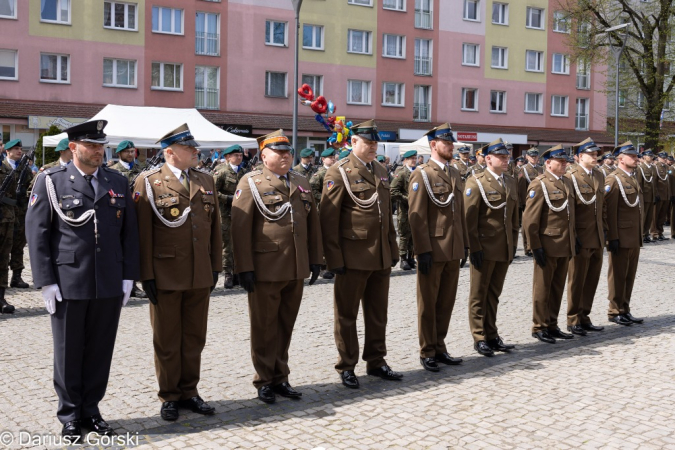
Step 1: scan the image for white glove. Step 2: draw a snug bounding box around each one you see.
[122,280,134,306]
[42,284,63,315]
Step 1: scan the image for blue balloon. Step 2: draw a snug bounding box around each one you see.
[327,100,336,114]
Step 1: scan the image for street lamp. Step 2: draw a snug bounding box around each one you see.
[597,23,630,147]
[291,0,303,152]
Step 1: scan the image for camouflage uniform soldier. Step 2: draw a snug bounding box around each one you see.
[109,140,145,182]
[213,145,246,288]
[309,148,338,279]
[293,148,317,178]
[41,138,73,172]
[390,150,417,270]
[0,140,19,313]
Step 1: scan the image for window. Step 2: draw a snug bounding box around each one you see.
[618,90,625,108]
[103,58,136,88]
[462,43,479,66]
[637,92,644,108]
[415,0,433,29]
[462,88,478,111]
[492,3,508,25]
[664,96,670,111]
[578,22,590,48]
[490,91,506,113]
[383,34,405,58]
[491,46,508,69]
[464,0,479,21]
[40,53,69,83]
[551,95,568,116]
[152,6,183,34]
[552,53,569,74]
[348,0,372,5]
[525,93,543,113]
[577,59,590,89]
[526,50,544,72]
[265,71,287,97]
[526,7,544,29]
[576,98,589,130]
[265,20,287,46]
[414,85,431,122]
[302,74,323,97]
[151,62,182,90]
[0,49,17,80]
[40,0,69,23]
[553,11,569,33]
[303,24,323,50]
[104,2,136,30]
[383,0,405,11]
[347,29,372,54]
[347,79,371,105]
[415,38,433,75]
[196,12,219,56]
[0,0,17,19]
[195,66,219,110]
[382,82,405,107]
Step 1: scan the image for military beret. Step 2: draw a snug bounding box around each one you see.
[115,140,135,153]
[339,150,350,160]
[402,150,417,159]
[4,139,21,150]
[222,144,243,155]
[321,148,336,158]
[300,148,314,158]
[55,138,70,152]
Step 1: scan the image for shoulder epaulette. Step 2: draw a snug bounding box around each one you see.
[101,165,126,178]
[142,167,162,179]
[503,172,515,179]
[337,158,350,167]
[289,169,307,178]
[45,166,67,175]
[190,167,210,175]
[246,169,263,178]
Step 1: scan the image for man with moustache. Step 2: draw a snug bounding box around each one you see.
[464,139,519,357]
[519,148,543,257]
[650,151,671,241]
[451,144,471,184]
[523,145,576,344]
[605,141,644,326]
[320,120,401,388]
[564,138,607,335]
[637,149,656,243]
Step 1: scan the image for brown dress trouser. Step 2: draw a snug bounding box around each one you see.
[248,279,303,389]
[607,247,640,318]
[334,268,390,372]
[150,287,211,402]
[651,200,668,236]
[418,260,460,357]
[468,259,509,343]
[532,256,570,333]
[566,247,603,326]
[642,202,655,238]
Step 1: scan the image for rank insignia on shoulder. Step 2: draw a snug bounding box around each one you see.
[154,180,162,186]
[466,188,471,196]
[412,182,419,191]
[326,180,335,191]
[605,185,611,193]
[29,194,38,206]
[133,192,141,202]
[255,179,262,184]
[529,190,535,198]
[235,189,242,199]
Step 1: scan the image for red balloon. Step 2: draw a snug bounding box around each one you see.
[310,96,328,114]
[297,84,315,101]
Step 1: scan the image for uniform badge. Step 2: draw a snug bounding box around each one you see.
[170,208,180,217]
[29,194,38,206]
[154,180,162,186]
[133,191,140,202]
[605,185,611,193]
[70,175,75,180]
[529,190,535,198]
[171,198,177,204]
[346,168,352,173]
[110,198,116,205]
[326,180,335,191]
[204,204,210,212]
[73,199,80,205]
[66,211,74,219]
[255,179,262,184]
[412,182,419,191]
[235,189,242,199]
[117,210,122,219]
[466,188,471,196]
[97,120,104,131]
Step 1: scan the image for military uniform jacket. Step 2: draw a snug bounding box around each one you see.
[564,166,607,249]
[0,159,18,223]
[637,162,656,203]
[110,161,143,183]
[320,156,398,271]
[390,166,411,207]
[463,171,519,262]
[408,163,468,261]
[452,159,470,180]
[600,165,615,177]
[25,164,140,299]
[231,167,322,282]
[293,163,315,178]
[605,169,643,248]
[470,164,486,177]
[523,171,576,257]
[654,162,670,199]
[213,162,244,218]
[669,165,675,197]
[134,164,222,290]
[309,166,328,205]
[3,158,34,209]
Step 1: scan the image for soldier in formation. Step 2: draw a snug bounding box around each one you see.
[637,149,656,243]
[651,151,671,241]
[293,148,317,177]
[310,148,337,279]
[390,150,417,270]
[0,140,19,314]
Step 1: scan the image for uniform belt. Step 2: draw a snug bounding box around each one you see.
[1,197,17,206]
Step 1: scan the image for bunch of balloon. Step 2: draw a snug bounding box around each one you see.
[297,83,352,149]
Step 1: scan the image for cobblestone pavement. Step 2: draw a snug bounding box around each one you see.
[1,229,675,449]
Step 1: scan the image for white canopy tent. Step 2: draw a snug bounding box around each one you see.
[43,105,257,149]
[398,137,473,156]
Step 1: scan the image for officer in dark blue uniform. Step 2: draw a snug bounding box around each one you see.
[25,120,140,440]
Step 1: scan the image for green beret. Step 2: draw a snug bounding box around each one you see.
[339,150,350,160]
[300,148,314,158]
[402,150,417,159]
[4,139,21,150]
[222,144,243,155]
[115,140,135,153]
[321,148,336,158]
[55,138,70,152]
[376,155,385,162]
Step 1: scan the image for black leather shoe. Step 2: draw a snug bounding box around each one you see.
[257,385,276,404]
[420,357,440,372]
[658,234,666,241]
[532,330,556,344]
[609,315,632,326]
[567,325,587,336]
[340,370,360,389]
[178,396,215,415]
[408,258,417,268]
[82,415,116,435]
[487,337,515,352]
[272,382,302,399]
[624,312,644,323]
[435,352,463,365]
[400,259,412,270]
[549,328,574,339]
[581,322,604,332]
[525,250,533,257]
[321,270,334,279]
[160,401,179,421]
[474,340,494,357]
[61,420,82,439]
[223,274,234,289]
[367,365,403,380]
[643,236,652,244]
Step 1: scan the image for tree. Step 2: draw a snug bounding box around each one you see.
[34,125,62,167]
[558,0,675,150]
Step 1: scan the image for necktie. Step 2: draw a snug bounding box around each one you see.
[84,174,95,195]
[366,163,373,174]
[281,175,289,188]
[497,176,503,187]
[181,171,189,191]
[444,164,449,176]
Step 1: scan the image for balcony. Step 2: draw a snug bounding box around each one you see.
[413,103,431,122]
[575,113,588,131]
[415,11,432,29]
[196,88,219,110]
[414,56,432,76]
[196,32,220,56]
[576,73,590,90]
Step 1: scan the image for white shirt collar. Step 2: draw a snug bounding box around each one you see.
[230,163,239,173]
[619,167,633,176]
[580,165,593,176]
[486,167,503,182]
[59,158,70,167]
[74,165,99,180]
[352,153,369,167]
[430,157,447,170]
[119,160,131,170]
[545,169,560,180]
[166,162,185,180]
